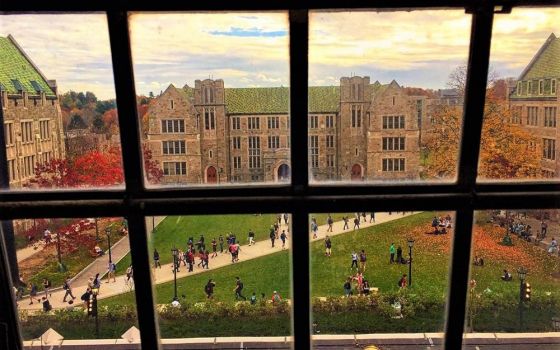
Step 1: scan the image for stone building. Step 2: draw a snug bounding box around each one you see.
[0,35,66,188]
[509,33,559,178]
[145,75,424,185]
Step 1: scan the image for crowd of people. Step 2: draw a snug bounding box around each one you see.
[431,215,452,234]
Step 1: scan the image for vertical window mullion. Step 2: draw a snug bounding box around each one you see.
[445,6,494,350]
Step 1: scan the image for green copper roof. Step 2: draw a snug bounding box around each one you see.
[224,86,340,114]
[0,36,55,96]
[520,33,560,80]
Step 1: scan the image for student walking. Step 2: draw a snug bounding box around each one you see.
[389,243,395,264]
[353,217,360,230]
[325,236,332,257]
[28,283,38,305]
[153,249,161,269]
[359,250,367,272]
[270,227,276,248]
[311,221,318,239]
[280,230,288,249]
[541,221,548,238]
[369,212,375,223]
[203,250,210,269]
[350,251,358,270]
[283,213,289,225]
[234,277,246,300]
[219,235,224,253]
[343,216,349,230]
[248,230,255,246]
[362,212,367,223]
[106,261,117,283]
[62,277,76,303]
[42,278,52,298]
[211,239,218,258]
[187,250,194,272]
[327,215,334,232]
[205,279,216,299]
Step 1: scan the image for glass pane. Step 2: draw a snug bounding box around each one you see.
[4,217,140,347]
[129,13,291,188]
[309,10,471,184]
[463,210,560,349]
[477,8,560,181]
[310,211,454,345]
[0,14,124,191]
[103,214,293,344]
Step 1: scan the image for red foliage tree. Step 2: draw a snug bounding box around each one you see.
[143,146,164,185]
[72,148,124,186]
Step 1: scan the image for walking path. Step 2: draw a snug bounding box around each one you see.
[16,212,420,311]
[16,241,46,262]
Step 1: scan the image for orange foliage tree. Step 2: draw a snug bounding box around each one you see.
[423,91,541,179]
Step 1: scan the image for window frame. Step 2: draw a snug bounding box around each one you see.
[0,4,558,350]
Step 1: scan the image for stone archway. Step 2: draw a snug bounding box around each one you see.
[206,166,217,184]
[351,164,362,181]
[277,164,291,182]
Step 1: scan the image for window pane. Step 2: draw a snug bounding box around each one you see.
[4,217,139,346]
[310,211,454,343]
[309,10,470,184]
[129,13,291,187]
[477,8,560,182]
[463,210,560,349]
[102,214,293,344]
[0,14,124,191]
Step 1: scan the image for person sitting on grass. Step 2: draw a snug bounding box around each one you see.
[431,217,439,234]
[398,274,408,288]
[362,279,371,295]
[271,291,282,303]
[94,245,104,257]
[548,237,558,254]
[501,269,513,281]
[473,255,484,266]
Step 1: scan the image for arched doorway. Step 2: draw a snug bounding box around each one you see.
[206,166,217,184]
[351,164,362,181]
[277,164,291,182]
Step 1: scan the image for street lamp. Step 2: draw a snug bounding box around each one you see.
[407,237,415,286]
[517,266,529,330]
[105,227,112,263]
[56,231,66,272]
[95,218,99,241]
[171,246,179,302]
[89,287,100,338]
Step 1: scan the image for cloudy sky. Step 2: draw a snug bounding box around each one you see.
[0,8,558,100]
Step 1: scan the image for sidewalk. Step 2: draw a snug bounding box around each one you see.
[17,212,420,311]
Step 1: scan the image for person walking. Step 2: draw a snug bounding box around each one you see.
[270,227,276,248]
[350,251,358,270]
[42,278,52,298]
[126,264,134,283]
[153,249,161,269]
[541,220,548,238]
[28,283,38,305]
[205,279,216,299]
[369,212,375,223]
[359,249,367,272]
[353,217,360,230]
[187,250,194,272]
[362,212,367,223]
[248,230,255,246]
[233,277,246,300]
[106,261,116,283]
[325,235,332,257]
[211,238,218,258]
[389,243,395,264]
[203,250,210,269]
[62,277,76,303]
[327,215,334,232]
[283,213,289,225]
[342,216,349,230]
[280,230,288,249]
[311,221,318,239]
[219,234,224,253]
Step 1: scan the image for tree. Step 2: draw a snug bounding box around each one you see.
[144,146,163,184]
[92,115,105,133]
[68,114,87,130]
[102,108,119,135]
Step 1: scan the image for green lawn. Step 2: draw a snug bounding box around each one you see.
[116,214,280,272]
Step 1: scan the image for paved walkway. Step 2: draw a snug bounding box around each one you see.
[17,212,420,311]
[16,241,46,262]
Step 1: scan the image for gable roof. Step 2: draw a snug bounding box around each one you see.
[0,35,56,96]
[518,33,560,80]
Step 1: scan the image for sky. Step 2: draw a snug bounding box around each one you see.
[0,9,558,100]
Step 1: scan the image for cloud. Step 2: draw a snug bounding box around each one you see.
[208,27,287,37]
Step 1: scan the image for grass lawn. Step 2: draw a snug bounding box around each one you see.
[116,214,281,272]
[98,211,560,334]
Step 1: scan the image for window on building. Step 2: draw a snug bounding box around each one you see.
[309,115,318,129]
[526,107,538,126]
[511,106,522,124]
[204,107,216,130]
[231,116,241,130]
[162,140,186,155]
[392,96,396,105]
[230,175,241,182]
[326,135,334,148]
[4,122,14,145]
[248,117,260,130]
[268,135,280,149]
[208,150,213,159]
[233,156,241,169]
[382,158,406,172]
[552,79,557,95]
[161,119,185,133]
[527,80,532,95]
[351,105,362,128]
[516,81,522,95]
[325,115,334,128]
[544,107,557,128]
[232,136,241,149]
[248,136,261,168]
[416,100,423,128]
[326,154,335,167]
[39,120,50,139]
[543,138,555,160]
[382,115,405,129]
[538,79,544,95]
[163,161,187,176]
[7,159,16,181]
[41,151,52,164]
[309,135,319,168]
[170,99,174,109]
[22,155,35,178]
[382,137,406,151]
[267,116,280,129]
[204,87,214,104]
[21,121,33,143]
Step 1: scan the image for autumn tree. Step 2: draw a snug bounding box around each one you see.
[143,146,164,184]
[102,108,120,135]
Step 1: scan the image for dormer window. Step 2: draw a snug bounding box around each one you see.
[11,79,23,93]
[516,81,522,95]
[30,80,43,94]
[552,79,557,95]
[538,79,544,95]
[527,80,532,95]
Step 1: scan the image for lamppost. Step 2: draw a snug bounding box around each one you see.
[517,266,529,330]
[56,231,66,272]
[171,246,179,302]
[105,227,112,263]
[407,237,415,286]
[89,286,100,338]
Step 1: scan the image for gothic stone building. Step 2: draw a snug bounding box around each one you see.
[509,33,559,178]
[145,76,423,185]
[1,35,66,188]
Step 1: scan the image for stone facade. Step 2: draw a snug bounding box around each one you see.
[509,33,560,177]
[1,35,66,188]
[146,76,424,185]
